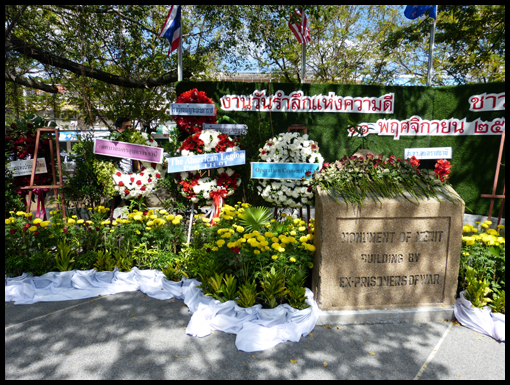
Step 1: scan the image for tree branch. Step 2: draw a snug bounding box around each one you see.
[5,71,60,93]
[8,35,183,88]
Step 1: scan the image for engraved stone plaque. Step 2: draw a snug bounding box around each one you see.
[312,186,464,311]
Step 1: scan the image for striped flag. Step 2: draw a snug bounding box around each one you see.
[288,9,310,44]
[159,5,181,55]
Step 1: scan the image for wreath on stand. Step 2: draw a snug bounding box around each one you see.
[256,132,324,208]
[101,129,167,201]
[5,115,57,217]
[174,130,242,213]
[173,88,217,137]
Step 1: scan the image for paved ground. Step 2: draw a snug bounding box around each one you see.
[5,291,505,380]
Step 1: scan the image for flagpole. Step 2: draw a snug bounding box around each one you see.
[301,42,306,83]
[426,6,437,86]
[177,9,183,82]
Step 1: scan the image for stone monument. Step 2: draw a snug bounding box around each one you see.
[312,185,465,323]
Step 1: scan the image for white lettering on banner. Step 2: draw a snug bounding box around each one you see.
[7,158,48,177]
[220,90,394,114]
[469,92,505,112]
[349,116,505,140]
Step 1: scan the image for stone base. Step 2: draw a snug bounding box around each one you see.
[316,306,454,325]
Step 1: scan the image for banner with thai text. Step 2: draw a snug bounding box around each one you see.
[349,116,505,140]
[170,103,216,116]
[167,150,246,173]
[404,147,452,160]
[469,92,505,112]
[7,158,48,177]
[220,90,394,114]
[93,138,164,163]
[203,123,248,135]
[251,162,321,180]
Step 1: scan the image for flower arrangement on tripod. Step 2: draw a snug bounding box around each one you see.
[174,130,242,206]
[172,88,217,137]
[107,130,167,200]
[256,132,324,208]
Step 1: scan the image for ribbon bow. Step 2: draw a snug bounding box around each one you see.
[33,188,49,219]
[208,188,228,224]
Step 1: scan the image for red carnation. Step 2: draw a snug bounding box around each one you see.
[136,180,142,186]
[140,186,146,191]
[116,172,122,177]
[118,181,124,186]
[124,189,130,195]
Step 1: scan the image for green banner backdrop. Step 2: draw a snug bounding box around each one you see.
[176,81,505,217]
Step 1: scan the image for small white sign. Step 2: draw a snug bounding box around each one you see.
[404,147,452,160]
[7,158,48,177]
[170,103,216,116]
[203,123,248,135]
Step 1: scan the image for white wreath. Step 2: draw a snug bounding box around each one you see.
[256,132,324,208]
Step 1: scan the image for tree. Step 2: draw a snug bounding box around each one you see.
[382,5,505,84]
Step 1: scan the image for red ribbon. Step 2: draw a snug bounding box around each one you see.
[33,188,49,219]
[209,189,228,224]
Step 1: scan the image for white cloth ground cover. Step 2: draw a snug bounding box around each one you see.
[453,291,505,342]
[5,268,319,352]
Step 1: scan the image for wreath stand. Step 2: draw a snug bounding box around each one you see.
[480,131,505,225]
[281,124,312,232]
[21,127,67,219]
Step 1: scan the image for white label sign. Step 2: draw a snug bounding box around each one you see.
[405,147,452,160]
[203,124,248,135]
[170,103,216,116]
[7,158,48,177]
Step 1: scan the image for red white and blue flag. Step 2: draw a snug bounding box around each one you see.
[159,5,181,55]
[404,5,437,20]
[288,9,311,44]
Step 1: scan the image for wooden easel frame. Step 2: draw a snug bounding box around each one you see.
[21,127,67,219]
[480,131,505,225]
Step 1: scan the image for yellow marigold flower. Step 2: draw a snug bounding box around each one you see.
[166,214,175,221]
[278,247,285,253]
[16,211,25,216]
[496,237,505,243]
[67,218,76,225]
[136,230,141,235]
[147,221,154,227]
[202,217,209,223]
[28,226,38,232]
[212,246,219,251]
[33,218,43,224]
[254,250,260,255]
[298,226,306,232]
[271,243,280,250]
[150,214,157,220]
[172,219,180,225]
[145,227,151,231]
[5,219,11,225]
[110,229,115,233]
[481,223,489,229]
[487,229,498,235]
[289,257,297,263]
[40,221,50,228]
[484,220,492,225]
[462,224,472,233]
[134,215,143,221]
[77,219,84,224]
[237,226,245,233]
[265,232,274,238]
[175,215,183,221]
[497,224,505,229]
[271,255,278,260]
[159,210,168,215]
[306,244,317,252]
[290,230,296,236]
[217,239,225,247]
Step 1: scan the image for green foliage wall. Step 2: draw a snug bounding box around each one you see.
[176,81,505,217]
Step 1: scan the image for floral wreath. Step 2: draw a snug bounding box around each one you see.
[174,130,242,208]
[172,88,217,137]
[108,131,167,200]
[256,132,324,208]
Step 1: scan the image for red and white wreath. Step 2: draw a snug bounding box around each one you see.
[111,132,167,199]
[174,130,242,207]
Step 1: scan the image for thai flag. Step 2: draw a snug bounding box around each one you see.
[159,5,181,55]
[288,9,311,44]
[404,5,437,20]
